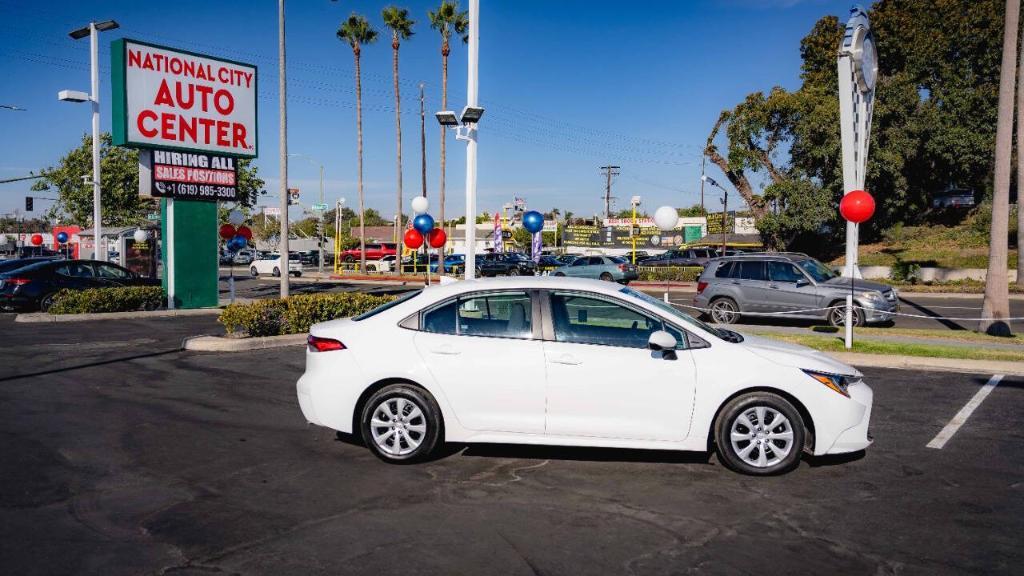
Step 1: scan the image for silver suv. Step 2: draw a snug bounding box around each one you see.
[693,253,898,326]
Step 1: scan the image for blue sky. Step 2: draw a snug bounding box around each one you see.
[0,0,853,221]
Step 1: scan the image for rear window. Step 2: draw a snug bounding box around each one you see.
[608,256,627,264]
[353,289,422,321]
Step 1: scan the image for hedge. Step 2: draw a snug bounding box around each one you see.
[636,266,703,282]
[48,286,165,314]
[219,292,397,337]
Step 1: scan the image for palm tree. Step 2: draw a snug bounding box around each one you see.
[428,1,468,227]
[981,0,1018,335]
[337,13,378,273]
[382,6,414,247]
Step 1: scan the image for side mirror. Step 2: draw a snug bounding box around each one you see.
[796,278,810,287]
[648,330,678,352]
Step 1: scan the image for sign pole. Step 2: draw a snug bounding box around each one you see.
[166,198,175,309]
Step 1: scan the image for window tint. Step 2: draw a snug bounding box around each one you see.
[96,264,130,279]
[714,262,733,278]
[768,261,805,283]
[355,289,421,321]
[422,300,458,333]
[571,258,589,266]
[734,261,767,281]
[423,292,533,338]
[550,293,660,349]
[56,262,95,278]
[608,256,627,264]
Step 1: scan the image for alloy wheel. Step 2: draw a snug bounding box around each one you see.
[710,299,738,324]
[369,397,428,457]
[729,406,794,469]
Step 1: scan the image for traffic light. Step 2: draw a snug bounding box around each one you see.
[25,196,33,211]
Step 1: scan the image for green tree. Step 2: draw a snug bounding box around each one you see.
[428,0,468,226]
[32,133,264,227]
[337,13,378,271]
[382,6,415,249]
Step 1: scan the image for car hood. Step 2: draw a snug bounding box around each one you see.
[736,333,861,377]
[820,277,891,292]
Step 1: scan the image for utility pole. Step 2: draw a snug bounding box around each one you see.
[699,154,706,212]
[720,190,728,255]
[278,0,290,298]
[419,82,426,199]
[600,165,620,219]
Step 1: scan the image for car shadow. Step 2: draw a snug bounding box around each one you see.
[804,450,866,468]
[459,443,712,464]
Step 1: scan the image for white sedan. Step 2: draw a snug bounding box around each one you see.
[297,277,873,475]
[250,253,303,277]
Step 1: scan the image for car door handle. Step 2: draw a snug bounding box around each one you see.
[549,354,581,366]
[429,345,461,356]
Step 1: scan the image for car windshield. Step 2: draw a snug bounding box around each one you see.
[618,286,726,339]
[796,258,835,282]
[353,289,422,321]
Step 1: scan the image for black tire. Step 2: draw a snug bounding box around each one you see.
[709,297,740,324]
[361,384,443,464]
[508,268,520,276]
[292,271,302,277]
[272,267,281,277]
[343,255,355,263]
[714,392,805,476]
[554,272,565,277]
[249,266,258,277]
[599,272,614,282]
[828,301,864,327]
[39,293,57,313]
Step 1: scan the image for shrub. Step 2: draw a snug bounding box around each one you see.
[889,261,922,283]
[219,292,397,336]
[637,266,703,283]
[48,286,165,314]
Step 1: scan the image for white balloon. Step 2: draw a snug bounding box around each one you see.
[411,196,429,215]
[133,229,149,243]
[228,209,245,226]
[653,205,679,231]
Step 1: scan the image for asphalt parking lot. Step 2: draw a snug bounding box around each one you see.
[1,316,1021,575]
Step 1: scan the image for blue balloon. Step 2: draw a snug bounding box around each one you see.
[522,210,544,234]
[229,235,247,251]
[55,231,69,244]
[413,213,435,235]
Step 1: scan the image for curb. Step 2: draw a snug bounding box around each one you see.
[183,333,307,352]
[16,308,222,323]
[828,351,1024,377]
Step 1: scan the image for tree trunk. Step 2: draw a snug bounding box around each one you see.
[439,49,448,227]
[705,112,767,222]
[1017,13,1024,288]
[393,41,403,248]
[355,49,366,273]
[981,0,1018,336]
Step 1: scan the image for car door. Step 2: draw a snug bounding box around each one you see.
[729,260,772,313]
[765,260,820,315]
[541,291,697,441]
[412,290,546,433]
[52,262,106,291]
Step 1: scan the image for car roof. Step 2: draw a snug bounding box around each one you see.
[418,276,626,300]
[712,252,809,263]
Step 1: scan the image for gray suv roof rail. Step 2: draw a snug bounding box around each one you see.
[712,252,809,261]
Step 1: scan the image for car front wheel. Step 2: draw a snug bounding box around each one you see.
[361,384,442,463]
[250,266,258,277]
[828,302,864,327]
[39,293,57,312]
[715,392,805,475]
[272,267,281,277]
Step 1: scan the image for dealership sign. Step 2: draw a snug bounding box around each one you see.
[139,150,238,202]
[111,39,257,158]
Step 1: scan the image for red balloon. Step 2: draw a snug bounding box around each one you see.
[30,234,43,246]
[404,228,424,249]
[427,228,447,248]
[219,224,236,239]
[840,189,875,224]
[236,225,252,240]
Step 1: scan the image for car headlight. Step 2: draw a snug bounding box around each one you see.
[802,369,853,397]
[860,291,885,303]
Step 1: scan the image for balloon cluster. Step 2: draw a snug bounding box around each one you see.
[404,198,447,249]
[219,216,253,252]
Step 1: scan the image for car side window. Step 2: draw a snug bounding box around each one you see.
[714,262,733,278]
[734,261,767,281]
[56,262,94,278]
[572,258,589,266]
[768,261,805,283]
[550,292,661,349]
[586,257,602,265]
[96,264,130,279]
[422,292,533,339]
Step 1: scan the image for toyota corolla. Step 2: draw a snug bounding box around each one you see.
[297,277,872,475]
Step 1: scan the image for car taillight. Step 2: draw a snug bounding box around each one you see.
[697,281,708,294]
[307,334,345,352]
[618,264,628,272]
[5,278,31,286]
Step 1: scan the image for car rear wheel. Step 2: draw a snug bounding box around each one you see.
[554,272,565,277]
[343,255,355,263]
[709,297,740,324]
[828,302,864,327]
[714,392,805,475]
[599,272,614,282]
[361,384,442,463]
[272,267,281,277]
[250,266,258,277]
[292,271,302,277]
[508,268,519,276]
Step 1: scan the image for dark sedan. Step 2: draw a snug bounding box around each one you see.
[0,259,160,312]
[0,256,63,275]
[478,252,538,277]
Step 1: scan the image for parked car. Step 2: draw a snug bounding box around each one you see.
[249,252,303,277]
[551,255,638,283]
[641,247,718,267]
[693,253,899,327]
[0,259,161,312]
[932,188,975,209]
[430,254,466,274]
[298,251,321,266]
[0,256,63,275]
[536,255,565,272]
[233,249,256,265]
[339,242,398,263]
[366,255,398,273]
[219,251,236,265]
[297,276,874,475]
[477,252,538,277]
[557,253,584,264]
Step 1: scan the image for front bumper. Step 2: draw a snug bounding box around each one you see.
[860,298,899,323]
[822,381,874,454]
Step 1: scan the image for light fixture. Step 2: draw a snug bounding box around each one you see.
[435,111,459,127]
[460,105,485,125]
[58,90,90,103]
[700,175,718,187]
[69,20,119,39]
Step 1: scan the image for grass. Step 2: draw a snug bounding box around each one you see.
[885,279,1024,294]
[766,333,1024,362]
[805,325,1024,345]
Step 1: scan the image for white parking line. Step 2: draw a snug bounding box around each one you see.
[926,374,1004,449]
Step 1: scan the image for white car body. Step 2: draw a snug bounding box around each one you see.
[251,253,303,276]
[367,255,396,272]
[297,277,872,466]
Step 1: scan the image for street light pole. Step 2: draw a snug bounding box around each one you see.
[464,0,479,280]
[278,0,290,298]
[89,22,102,261]
[701,175,729,254]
